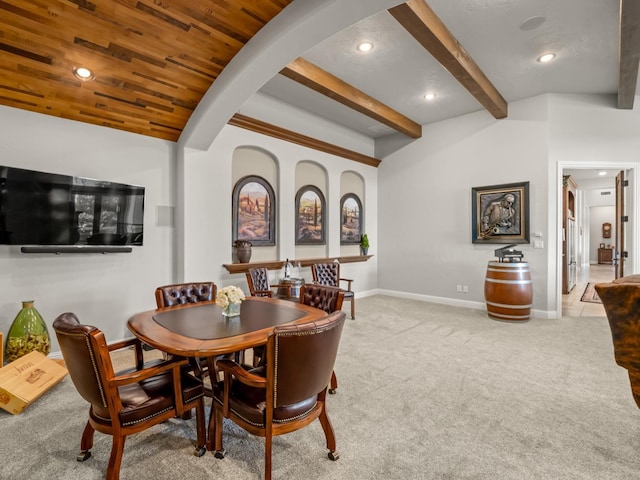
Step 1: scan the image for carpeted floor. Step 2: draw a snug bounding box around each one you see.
[581,282,603,303]
[1,295,640,479]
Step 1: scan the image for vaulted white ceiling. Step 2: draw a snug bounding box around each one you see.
[259,0,628,139]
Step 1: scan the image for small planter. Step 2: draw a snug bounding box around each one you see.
[360,234,369,256]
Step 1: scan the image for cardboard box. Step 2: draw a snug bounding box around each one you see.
[0,350,68,414]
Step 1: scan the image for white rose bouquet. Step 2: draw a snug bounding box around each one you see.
[216,285,246,309]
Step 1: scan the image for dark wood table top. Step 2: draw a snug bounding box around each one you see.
[127,296,326,357]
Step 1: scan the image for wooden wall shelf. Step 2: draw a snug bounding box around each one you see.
[223,255,373,274]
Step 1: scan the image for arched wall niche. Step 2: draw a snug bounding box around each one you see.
[295,160,328,258]
[232,146,279,261]
[341,171,365,255]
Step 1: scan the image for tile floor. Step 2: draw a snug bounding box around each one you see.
[562,264,614,317]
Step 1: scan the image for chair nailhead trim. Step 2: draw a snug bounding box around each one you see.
[56,330,108,407]
[122,407,174,426]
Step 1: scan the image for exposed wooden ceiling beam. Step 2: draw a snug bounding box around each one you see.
[280,57,422,138]
[228,113,381,167]
[389,0,508,119]
[618,0,640,109]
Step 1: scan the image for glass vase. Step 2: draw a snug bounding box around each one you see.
[5,301,51,363]
[222,302,241,318]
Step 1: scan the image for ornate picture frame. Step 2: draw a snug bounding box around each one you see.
[232,175,276,246]
[340,193,363,244]
[471,181,529,244]
[295,185,326,245]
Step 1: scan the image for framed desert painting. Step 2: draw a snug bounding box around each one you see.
[295,185,325,245]
[232,175,276,246]
[340,193,363,244]
[471,181,529,244]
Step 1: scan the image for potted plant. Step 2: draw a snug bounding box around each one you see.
[360,234,369,256]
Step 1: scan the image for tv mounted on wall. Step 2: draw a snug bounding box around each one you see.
[0,165,144,253]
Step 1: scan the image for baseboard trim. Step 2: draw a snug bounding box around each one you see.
[374,289,555,319]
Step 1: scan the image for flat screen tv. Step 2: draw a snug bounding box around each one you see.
[0,165,144,250]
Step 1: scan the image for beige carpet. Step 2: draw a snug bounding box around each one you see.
[581,282,603,303]
[1,296,639,479]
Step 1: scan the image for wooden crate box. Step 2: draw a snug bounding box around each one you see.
[0,350,68,415]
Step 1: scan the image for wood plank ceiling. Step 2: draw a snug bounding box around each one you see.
[0,0,292,141]
[0,0,637,146]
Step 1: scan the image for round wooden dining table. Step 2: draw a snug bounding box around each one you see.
[127,296,327,450]
[127,296,326,358]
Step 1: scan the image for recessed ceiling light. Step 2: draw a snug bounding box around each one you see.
[537,53,556,63]
[357,41,374,53]
[598,171,607,176]
[424,93,436,101]
[72,66,95,81]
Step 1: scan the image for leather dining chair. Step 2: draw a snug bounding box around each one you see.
[53,312,207,480]
[155,281,217,308]
[311,262,355,319]
[299,283,345,394]
[246,268,291,366]
[154,281,219,390]
[211,310,347,480]
[245,267,291,298]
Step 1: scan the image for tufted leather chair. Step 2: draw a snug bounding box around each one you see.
[154,281,220,393]
[246,268,291,366]
[595,281,640,409]
[245,267,291,298]
[299,284,345,394]
[211,310,346,480]
[311,262,355,319]
[155,281,216,308]
[53,312,206,480]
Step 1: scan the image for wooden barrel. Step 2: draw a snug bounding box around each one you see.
[484,261,533,321]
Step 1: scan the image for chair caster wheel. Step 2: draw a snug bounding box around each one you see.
[328,450,339,461]
[214,449,226,459]
[328,388,337,394]
[194,446,206,457]
[77,451,91,462]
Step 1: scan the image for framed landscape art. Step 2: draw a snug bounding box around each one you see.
[232,175,276,246]
[295,185,325,245]
[340,193,363,244]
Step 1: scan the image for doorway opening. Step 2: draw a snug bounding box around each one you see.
[560,167,629,317]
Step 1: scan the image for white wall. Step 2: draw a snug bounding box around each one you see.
[4,91,640,357]
[377,96,550,314]
[0,106,176,353]
[378,93,640,318]
[180,124,379,295]
[550,94,640,307]
[589,206,615,263]
[583,185,615,265]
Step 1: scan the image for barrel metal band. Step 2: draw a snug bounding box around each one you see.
[488,312,531,320]
[485,278,531,285]
[487,267,528,273]
[486,301,533,309]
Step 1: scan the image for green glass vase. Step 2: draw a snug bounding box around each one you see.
[5,301,51,363]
